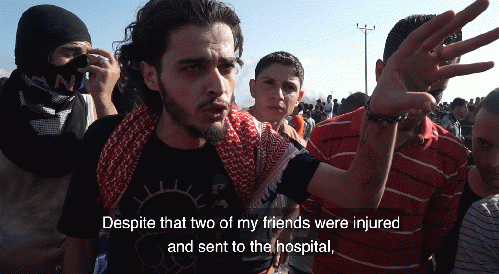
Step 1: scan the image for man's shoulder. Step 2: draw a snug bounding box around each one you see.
[411,119,466,168]
[281,122,297,133]
[280,123,307,147]
[439,113,453,124]
[430,120,465,148]
[307,110,359,159]
[310,111,357,138]
[83,114,126,147]
[472,194,499,219]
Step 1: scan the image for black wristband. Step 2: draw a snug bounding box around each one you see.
[364,99,407,126]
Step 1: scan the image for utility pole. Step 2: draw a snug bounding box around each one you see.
[357,24,375,95]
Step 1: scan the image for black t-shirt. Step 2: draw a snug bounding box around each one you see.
[58,115,320,273]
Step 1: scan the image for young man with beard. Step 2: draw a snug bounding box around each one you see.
[434,89,499,273]
[304,5,499,273]
[452,195,499,273]
[57,0,499,273]
[452,194,499,273]
[0,5,119,274]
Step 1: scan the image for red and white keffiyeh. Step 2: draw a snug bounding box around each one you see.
[96,104,299,214]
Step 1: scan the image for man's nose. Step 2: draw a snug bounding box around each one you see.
[270,86,284,100]
[206,69,226,97]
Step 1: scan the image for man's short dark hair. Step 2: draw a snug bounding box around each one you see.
[383,14,462,63]
[338,92,370,115]
[475,88,499,118]
[116,0,244,111]
[254,51,304,87]
[450,97,466,110]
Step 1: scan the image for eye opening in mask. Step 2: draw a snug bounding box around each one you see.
[47,43,91,66]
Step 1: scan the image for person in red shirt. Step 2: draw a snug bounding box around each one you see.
[289,104,305,138]
[303,7,496,273]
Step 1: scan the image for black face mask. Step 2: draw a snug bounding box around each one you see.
[29,54,88,96]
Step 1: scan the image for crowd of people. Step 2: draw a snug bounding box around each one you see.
[0,0,498,274]
[290,95,479,143]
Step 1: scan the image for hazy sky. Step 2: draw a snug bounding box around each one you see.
[1,0,498,108]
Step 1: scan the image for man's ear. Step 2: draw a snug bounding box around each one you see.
[296,90,305,106]
[375,59,385,82]
[249,79,256,98]
[140,61,159,91]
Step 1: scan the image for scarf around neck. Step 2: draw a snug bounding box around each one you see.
[96,104,298,214]
[0,69,88,177]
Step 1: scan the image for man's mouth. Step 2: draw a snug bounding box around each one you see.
[268,105,284,111]
[201,104,228,120]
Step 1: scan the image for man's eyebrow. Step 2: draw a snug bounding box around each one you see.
[177,57,211,65]
[220,57,237,63]
[176,57,237,65]
[259,76,274,81]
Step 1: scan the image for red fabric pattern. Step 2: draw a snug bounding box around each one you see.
[96,104,160,211]
[96,104,291,213]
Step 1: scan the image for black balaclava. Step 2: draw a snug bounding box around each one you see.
[15,5,91,94]
[0,5,92,177]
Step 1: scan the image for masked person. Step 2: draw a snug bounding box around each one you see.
[0,5,118,274]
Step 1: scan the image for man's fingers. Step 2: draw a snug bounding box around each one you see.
[421,0,489,53]
[87,54,112,68]
[86,54,103,66]
[438,61,494,80]
[439,27,499,60]
[87,48,116,65]
[395,92,437,114]
[78,65,106,75]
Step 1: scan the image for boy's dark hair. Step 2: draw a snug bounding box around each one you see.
[254,51,304,87]
[338,92,370,115]
[116,0,243,111]
[450,97,466,110]
[383,14,462,63]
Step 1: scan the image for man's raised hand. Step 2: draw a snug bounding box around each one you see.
[370,0,499,116]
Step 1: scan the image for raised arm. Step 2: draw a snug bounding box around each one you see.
[307,0,499,208]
